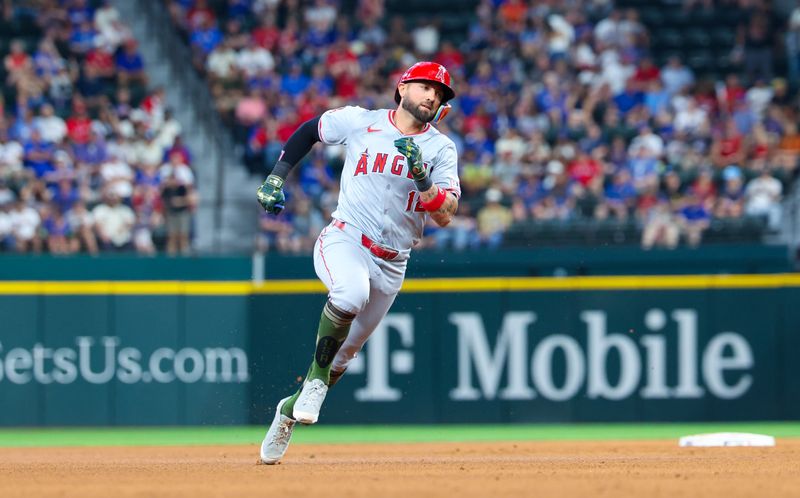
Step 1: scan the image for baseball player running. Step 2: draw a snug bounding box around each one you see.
[257,61,460,464]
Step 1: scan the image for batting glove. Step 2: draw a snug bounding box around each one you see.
[257,174,286,214]
[394,138,432,191]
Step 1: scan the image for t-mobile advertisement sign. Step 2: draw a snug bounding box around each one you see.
[350,309,754,403]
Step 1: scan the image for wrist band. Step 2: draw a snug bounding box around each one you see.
[266,174,284,188]
[270,161,292,179]
[414,175,433,192]
[420,186,447,212]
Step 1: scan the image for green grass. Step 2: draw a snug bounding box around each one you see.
[0,422,799,448]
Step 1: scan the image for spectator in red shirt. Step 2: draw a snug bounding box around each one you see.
[296,94,320,124]
[251,13,280,51]
[325,39,360,98]
[711,120,746,168]
[66,100,92,145]
[186,0,216,30]
[499,0,527,25]
[689,169,718,209]
[750,122,770,160]
[463,105,493,134]
[4,39,32,88]
[276,111,301,143]
[85,43,115,79]
[694,80,719,117]
[334,68,359,99]
[434,40,464,74]
[631,57,660,89]
[5,39,31,73]
[326,39,357,75]
[719,73,746,115]
[569,150,603,187]
[245,116,279,174]
[277,17,301,58]
[140,87,166,127]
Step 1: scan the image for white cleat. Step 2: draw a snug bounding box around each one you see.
[260,397,296,465]
[293,378,328,424]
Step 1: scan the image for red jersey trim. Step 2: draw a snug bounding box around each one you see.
[318,227,334,286]
[388,110,431,136]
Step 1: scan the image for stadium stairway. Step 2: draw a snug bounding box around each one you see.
[113,0,260,254]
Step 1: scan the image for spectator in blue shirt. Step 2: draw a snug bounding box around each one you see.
[613,80,645,116]
[247,70,279,93]
[679,192,711,247]
[644,79,670,116]
[42,203,72,254]
[458,85,484,117]
[33,38,65,80]
[10,108,36,144]
[305,22,335,50]
[23,129,56,178]
[77,66,107,110]
[536,80,567,114]
[227,0,252,20]
[280,64,310,97]
[67,0,94,26]
[115,40,147,86]
[627,149,660,191]
[72,132,108,166]
[306,64,334,96]
[190,18,223,57]
[69,20,96,55]
[299,154,336,201]
[42,151,76,189]
[256,210,294,253]
[51,178,81,214]
[605,168,637,219]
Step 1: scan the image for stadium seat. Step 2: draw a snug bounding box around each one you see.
[685,29,712,49]
[686,50,714,72]
[710,28,736,49]
[661,10,690,29]
[656,29,685,50]
[639,7,665,28]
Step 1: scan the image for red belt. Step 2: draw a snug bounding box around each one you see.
[333,220,399,261]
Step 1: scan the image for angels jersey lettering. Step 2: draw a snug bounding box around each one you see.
[319,106,460,253]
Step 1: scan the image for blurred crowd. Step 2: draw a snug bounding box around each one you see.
[0,0,197,256]
[178,0,796,252]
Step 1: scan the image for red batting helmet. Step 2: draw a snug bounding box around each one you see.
[394,61,455,104]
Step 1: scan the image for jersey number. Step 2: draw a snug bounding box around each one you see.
[405,191,426,212]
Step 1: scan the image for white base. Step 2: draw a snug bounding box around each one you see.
[679,432,776,447]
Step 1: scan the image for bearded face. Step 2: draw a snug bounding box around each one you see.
[400,82,443,124]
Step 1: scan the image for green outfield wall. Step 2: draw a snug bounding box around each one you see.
[0,290,250,425]
[0,269,799,426]
[0,244,793,281]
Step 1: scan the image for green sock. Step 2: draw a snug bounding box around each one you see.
[280,301,355,417]
[279,370,308,418]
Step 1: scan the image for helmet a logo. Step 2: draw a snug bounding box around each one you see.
[436,66,445,82]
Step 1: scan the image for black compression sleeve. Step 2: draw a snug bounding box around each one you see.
[270,116,321,179]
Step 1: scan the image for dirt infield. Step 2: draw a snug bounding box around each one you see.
[1,440,798,498]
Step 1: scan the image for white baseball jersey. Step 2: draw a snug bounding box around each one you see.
[318,106,461,255]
